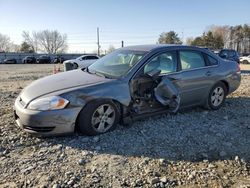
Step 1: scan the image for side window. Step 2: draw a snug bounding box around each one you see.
[144,51,177,74]
[85,56,92,60]
[81,56,87,60]
[206,54,218,66]
[88,56,99,60]
[180,51,206,70]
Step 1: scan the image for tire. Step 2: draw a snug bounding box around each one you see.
[73,63,78,69]
[205,82,227,110]
[243,60,249,64]
[77,100,120,136]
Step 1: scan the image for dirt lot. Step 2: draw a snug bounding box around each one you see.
[0,64,250,188]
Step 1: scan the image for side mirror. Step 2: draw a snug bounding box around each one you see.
[145,69,161,79]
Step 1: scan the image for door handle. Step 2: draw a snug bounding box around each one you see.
[205,71,212,76]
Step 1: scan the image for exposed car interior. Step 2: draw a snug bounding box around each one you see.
[180,51,205,70]
[144,53,176,74]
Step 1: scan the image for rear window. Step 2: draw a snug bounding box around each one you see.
[205,54,218,66]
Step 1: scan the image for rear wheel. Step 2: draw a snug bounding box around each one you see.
[205,82,226,110]
[73,63,78,69]
[78,100,120,135]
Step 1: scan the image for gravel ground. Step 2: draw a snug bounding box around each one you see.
[0,64,250,188]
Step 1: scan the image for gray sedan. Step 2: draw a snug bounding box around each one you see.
[14,45,241,136]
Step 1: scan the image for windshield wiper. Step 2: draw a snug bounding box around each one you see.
[85,67,113,79]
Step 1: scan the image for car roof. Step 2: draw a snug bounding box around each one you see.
[121,44,207,52]
[78,54,98,57]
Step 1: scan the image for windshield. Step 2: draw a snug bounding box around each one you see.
[87,49,146,78]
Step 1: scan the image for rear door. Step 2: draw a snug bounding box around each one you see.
[177,50,217,107]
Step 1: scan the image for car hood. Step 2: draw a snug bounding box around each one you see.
[20,69,107,103]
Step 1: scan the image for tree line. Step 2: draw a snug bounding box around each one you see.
[0,24,249,54]
[0,30,68,54]
[158,24,250,53]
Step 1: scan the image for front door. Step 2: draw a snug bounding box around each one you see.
[130,50,181,113]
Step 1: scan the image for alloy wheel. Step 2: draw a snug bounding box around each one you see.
[211,86,224,107]
[91,104,115,133]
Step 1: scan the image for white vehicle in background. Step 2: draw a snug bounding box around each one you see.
[240,55,250,64]
[64,54,99,71]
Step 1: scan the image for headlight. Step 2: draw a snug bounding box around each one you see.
[27,96,69,111]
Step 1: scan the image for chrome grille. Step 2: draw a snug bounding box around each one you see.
[64,62,74,71]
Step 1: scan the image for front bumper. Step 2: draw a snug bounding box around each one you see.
[14,98,82,136]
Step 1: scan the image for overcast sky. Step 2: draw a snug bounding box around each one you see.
[0,0,249,53]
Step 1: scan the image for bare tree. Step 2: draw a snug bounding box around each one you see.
[9,43,20,52]
[207,25,231,46]
[0,33,21,52]
[185,37,194,45]
[37,30,67,54]
[0,33,11,52]
[22,31,39,52]
[107,45,116,53]
[22,30,68,54]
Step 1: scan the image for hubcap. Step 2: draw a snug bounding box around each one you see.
[211,87,224,107]
[91,104,115,133]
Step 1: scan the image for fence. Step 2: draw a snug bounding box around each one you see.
[0,53,89,63]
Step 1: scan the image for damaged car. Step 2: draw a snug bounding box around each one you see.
[14,45,241,136]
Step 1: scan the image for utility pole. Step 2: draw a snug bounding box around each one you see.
[121,40,124,47]
[97,27,100,56]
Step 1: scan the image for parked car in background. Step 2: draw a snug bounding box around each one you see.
[4,58,17,64]
[63,54,99,71]
[240,55,250,64]
[241,52,250,57]
[53,57,66,64]
[212,50,220,55]
[219,49,240,63]
[14,45,241,136]
[22,56,36,64]
[36,55,51,64]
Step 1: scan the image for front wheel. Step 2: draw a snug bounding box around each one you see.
[78,100,120,135]
[73,63,78,69]
[205,82,227,110]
